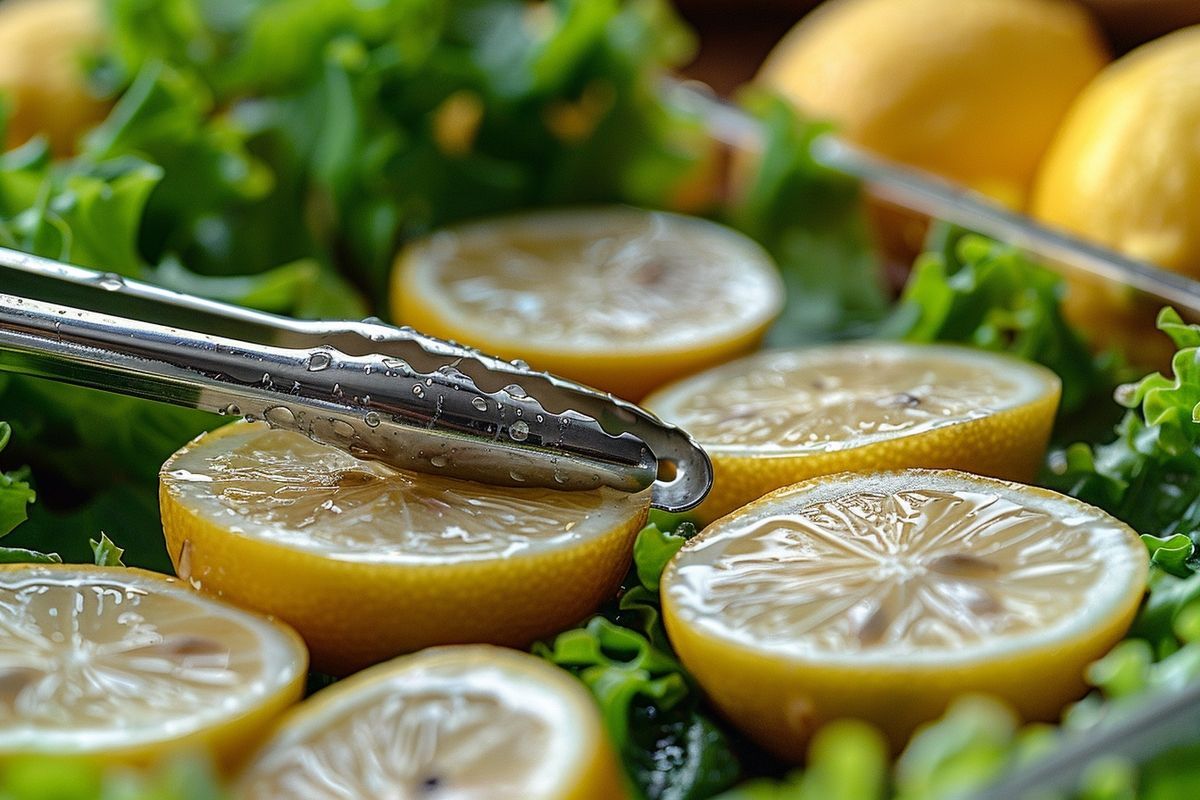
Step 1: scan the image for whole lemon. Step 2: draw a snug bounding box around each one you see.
[0,0,108,155]
[1031,26,1200,364]
[1033,26,1200,276]
[758,0,1109,206]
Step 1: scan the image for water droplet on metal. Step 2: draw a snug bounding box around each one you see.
[509,469,527,483]
[264,406,296,427]
[553,469,568,485]
[307,352,331,372]
[509,420,530,442]
[471,397,488,412]
[536,414,545,424]
[382,358,406,372]
[510,358,531,370]
[363,411,381,428]
[412,385,425,398]
[330,419,356,438]
[504,383,528,399]
[430,454,448,468]
[220,403,241,416]
[97,273,124,291]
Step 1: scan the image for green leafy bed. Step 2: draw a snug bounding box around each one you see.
[0,1,1198,798]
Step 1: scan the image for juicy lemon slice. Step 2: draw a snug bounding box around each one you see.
[237,645,627,800]
[644,341,1061,523]
[159,423,650,675]
[0,564,306,767]
[661,470,1147,758]
[392,206,784,400]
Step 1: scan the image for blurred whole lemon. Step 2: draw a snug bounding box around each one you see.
[759,0,1109,206]
[0,0,108,155]
[1033,26,1200,288]
[1030,26,1200,366]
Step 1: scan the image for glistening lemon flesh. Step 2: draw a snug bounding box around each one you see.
[238,646,628,800]
[392,206,784,400]
[644,342,1061,523]
[0,564,307,768]
[159,423,650,675]
[661,470,1147,759]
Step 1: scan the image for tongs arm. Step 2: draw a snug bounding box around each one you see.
[0,248,712,512]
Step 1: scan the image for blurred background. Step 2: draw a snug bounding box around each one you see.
[680,0,1200,93]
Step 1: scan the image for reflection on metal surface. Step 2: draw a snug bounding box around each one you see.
[0,248,712,512]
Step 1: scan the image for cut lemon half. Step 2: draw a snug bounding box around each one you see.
[644,342,1061,523]
[159,423,650,675]
[661,470,1147,758]
[237,645,627,799]
[392,206,784,400]
[0,564,306,767]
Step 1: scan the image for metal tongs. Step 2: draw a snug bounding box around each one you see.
[0,248,713,513]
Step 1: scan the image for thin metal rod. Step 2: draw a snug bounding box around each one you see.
[970,682,1200,799]
[661,79,1200,316]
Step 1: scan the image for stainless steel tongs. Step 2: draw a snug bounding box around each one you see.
[0,248,713,513]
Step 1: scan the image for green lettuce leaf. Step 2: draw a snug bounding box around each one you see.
[883,230,1117,419]
[0,422,35,538]
[90,532,126,567]
[536,521,740,800]
[728,91,887,343]
[0,756,224,800]
[1049,309,1200,550]
[97,0,706,301]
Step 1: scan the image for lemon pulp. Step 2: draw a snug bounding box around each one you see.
[238,645,627,800]
[0,564,307,766]
[393,207,783,399]
[645,342,1061,523]
[160,423,649,674]
[661,470,1147,758]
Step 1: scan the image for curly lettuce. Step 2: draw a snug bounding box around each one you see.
[884,229,1119,420]
[1050,309,1200,552]
[536,517,740,800]
[96,0,708,299]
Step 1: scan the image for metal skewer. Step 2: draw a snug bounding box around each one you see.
[970,681,1200,799]
[0,247,713,513]
[662,79,1200,316]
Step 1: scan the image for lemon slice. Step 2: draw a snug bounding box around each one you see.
[237,645,627,799]
[644,341,1061,522]
[661,469,1147,758]
[0,564,306,767]
[159,423,650,675]
[392,206,784,400]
